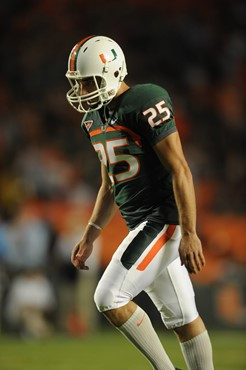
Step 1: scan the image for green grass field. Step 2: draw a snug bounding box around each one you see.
[0,330,245,370]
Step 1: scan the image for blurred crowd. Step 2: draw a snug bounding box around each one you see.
[0,0,245,337]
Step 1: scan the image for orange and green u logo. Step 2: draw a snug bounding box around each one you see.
[99,49,117,64]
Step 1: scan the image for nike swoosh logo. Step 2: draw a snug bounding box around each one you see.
[136,313,145,327]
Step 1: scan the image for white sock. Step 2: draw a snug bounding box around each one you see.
[117,306,175,370]
[180,330,214,370]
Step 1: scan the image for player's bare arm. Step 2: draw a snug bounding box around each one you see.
[154,131,205,274]
[71,162,117,270]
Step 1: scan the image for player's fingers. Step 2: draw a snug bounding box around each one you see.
[72,251,85,269]
[73,257,85,270]
[179,249,186,266]
[180,252,194,273]
[199,251,206,267]
[186,253,198,274]
[195,252,206,272]
[77,259,89,270]
[74,252,90,270]
[192,249,206,273]
[71,254,79,267]
[72,258,80,269]
[71,244,79,262]
[76,249,85,258]
[193,252,203,272]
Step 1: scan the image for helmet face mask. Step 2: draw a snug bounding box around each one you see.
[66,75,107,112]
[66,36,127,113]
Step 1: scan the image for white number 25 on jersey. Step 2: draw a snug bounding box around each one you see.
[142,100,171,128]
[93,138,140,184]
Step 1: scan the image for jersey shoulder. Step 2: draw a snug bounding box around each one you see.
[133,83,170,100]
[118,83,176,146]
[119,83,173,113]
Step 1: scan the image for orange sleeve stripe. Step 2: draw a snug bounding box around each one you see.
[136,225,176,271]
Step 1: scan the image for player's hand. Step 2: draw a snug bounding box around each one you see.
[71,239,93,270]
[179,233,206,274]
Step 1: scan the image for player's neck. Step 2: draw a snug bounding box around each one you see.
[108,82,129,110]
[115,81,130,98]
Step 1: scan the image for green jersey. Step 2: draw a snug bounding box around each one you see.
[82,83,179,229]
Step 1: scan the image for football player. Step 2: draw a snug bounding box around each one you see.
[67,35,214,370]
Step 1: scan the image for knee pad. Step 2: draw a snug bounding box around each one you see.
[94,284,115,312]
[159,298,198,330]
[94,280,131,312]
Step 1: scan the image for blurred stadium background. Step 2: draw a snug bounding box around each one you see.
[0,0,245,369]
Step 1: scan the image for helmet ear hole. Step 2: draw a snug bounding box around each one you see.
[114,70,119,78]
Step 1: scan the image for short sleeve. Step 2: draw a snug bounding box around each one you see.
[136,85,176,146]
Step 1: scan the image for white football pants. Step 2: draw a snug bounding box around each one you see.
[94,221,198,329]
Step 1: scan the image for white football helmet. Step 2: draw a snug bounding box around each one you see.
[66,35,127,113]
